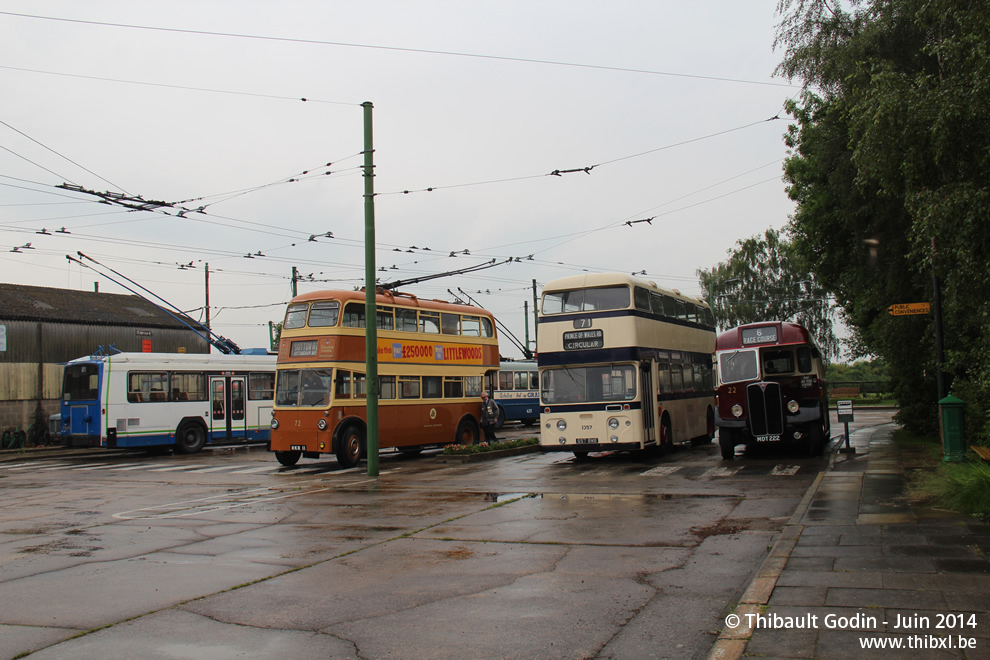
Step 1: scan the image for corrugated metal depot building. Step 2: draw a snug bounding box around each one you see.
[0,283,209,436]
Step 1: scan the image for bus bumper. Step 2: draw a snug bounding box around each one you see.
[540,442,644,452]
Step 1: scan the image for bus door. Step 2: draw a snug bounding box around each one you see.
[68,403,99,445]
[640,363,656,446]
[210,376,248,442]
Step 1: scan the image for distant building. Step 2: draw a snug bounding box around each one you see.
[0,283,209,436]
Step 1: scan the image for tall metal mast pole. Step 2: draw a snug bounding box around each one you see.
[205,263,211,353]
[363,102,380,477]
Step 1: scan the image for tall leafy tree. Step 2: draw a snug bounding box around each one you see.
[698,228,839,360]
[775,0,990,434]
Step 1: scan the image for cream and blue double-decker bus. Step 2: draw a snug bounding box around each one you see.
[537,273,716,459]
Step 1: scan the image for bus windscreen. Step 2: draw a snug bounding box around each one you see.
[718,349,759,384]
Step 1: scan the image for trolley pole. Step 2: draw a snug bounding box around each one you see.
[524,301,530,356]
[204,263,211,353]
[532,279,539,348]
[363,101,380,478]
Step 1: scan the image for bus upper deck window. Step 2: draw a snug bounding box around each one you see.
[342,302,365,328]
[396,308,417,332]
[419,311,440,334]
[308,301,340,327]
[377,307,394,330]
[441,313,461,335]
[663,295,677,318]
[634,286,651,312]
[481,318,494,337]
[650,292,665,316]
[584,286,629,311]
[284,303,309,329]
[461,316,482,337]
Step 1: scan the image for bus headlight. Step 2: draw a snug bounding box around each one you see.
[787,400,800,413]
[731,404,743,418]
[557,420,567,431]
[317,419,328,431]
[608,418,619,430]
[271,418,279,430]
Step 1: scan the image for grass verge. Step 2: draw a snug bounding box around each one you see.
[899,428,990,516]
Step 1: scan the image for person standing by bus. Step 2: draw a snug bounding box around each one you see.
[480,391,498,443]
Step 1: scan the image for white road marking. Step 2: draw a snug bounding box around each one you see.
[640,466,682,477]
[110,463,171,471]
[770,464,800,476]
[41,463,112,471]
[187,465,245,473]
[146,465,208,472]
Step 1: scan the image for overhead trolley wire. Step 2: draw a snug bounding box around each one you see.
[0,64,360,106]
[0,11,799,89]
[0,117,128,192]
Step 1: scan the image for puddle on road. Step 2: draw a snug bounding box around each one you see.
[482,491,734,504]
[483,492,533,503]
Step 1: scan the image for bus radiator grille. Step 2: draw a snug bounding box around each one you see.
[747,382,784,436]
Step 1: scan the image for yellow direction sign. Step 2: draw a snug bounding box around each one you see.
[888,302,931,316]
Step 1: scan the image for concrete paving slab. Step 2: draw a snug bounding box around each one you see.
[0,549,282,629]
[24,609,355,660]
[182,538,570,631]
[776,570,884,589]
[0,624,82,660]
[420,492,741,547]
[815,629,965,659]
[826,586,948,610]
[767,585,828,606]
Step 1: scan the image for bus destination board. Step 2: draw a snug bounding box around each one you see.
[741,326,778,346]
[563,329,604,350]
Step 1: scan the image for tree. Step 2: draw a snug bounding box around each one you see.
[775,0,990,436]
[269,321,282,353]
[698,228,839,361]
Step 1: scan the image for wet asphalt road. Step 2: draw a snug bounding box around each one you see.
[0,410,895,659]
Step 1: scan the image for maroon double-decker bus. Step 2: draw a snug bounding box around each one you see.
[714,322,830,459]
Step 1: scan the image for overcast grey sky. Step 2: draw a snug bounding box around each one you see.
[0,1,801,356]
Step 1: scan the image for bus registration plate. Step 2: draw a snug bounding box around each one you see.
[754,435,780,443]
[575,438,597,444]
[291,445,306,451]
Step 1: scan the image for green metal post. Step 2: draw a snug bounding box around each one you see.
[523,301,529,358]
[532,279,539,350]
[939,393,965,462]
[363,101,380,477]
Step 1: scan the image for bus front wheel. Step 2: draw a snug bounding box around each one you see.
[719,429,736,460]
[176,421,206,454]
[455,417,479,446]
[336,425,364,469]
[275,450,301,466]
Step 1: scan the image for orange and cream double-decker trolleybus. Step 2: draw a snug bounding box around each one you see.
[268,289,499,467]
[714,321,830,459]
[537,273,716,459]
